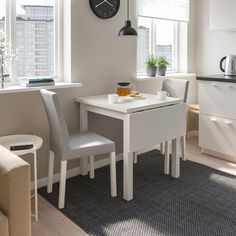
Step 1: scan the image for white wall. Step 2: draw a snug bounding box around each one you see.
[196,0,236,75]
[187,0,197,73]
[70,0,137,95]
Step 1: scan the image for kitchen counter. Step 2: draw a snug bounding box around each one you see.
[197,74,236,83]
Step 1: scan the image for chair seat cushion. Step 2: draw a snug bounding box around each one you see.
[66,132,115,160]
[0,210,9,236]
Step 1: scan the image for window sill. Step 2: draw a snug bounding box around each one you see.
[135,73,196,81]
[0,82,83,95]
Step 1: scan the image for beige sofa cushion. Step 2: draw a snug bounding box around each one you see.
[0,210,9,236]
[0,145,31,236]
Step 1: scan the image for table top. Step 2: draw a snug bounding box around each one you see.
[0,135,43,156]
[75,93,183,113]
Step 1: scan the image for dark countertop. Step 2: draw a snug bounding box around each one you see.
[197,74,236,83]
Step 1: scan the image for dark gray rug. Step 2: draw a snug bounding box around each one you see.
[39,150,236,236]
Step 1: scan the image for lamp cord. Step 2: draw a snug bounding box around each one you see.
[127,0,129,20]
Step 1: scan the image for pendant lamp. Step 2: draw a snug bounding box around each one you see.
[118,0,138,36]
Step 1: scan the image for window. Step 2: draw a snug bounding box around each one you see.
[1,0,62,81]
[137,17,178,74]
[137,0,190,75]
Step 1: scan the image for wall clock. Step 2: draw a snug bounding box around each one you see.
[89,0,120,19]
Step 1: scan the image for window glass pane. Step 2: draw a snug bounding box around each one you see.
[0,0,5,31]
[155,19,176,69]
[16,0,55,78]
[137,17,151,73]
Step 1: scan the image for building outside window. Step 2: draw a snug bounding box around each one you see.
[0,0,60,80]
[0,0,5,31]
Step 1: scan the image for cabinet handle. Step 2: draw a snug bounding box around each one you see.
[227,85,234,88]
[212,84,219,87]
[225,120,233,125]
[211,118,217,122]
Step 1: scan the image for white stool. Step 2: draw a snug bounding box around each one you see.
[0,135,43,222]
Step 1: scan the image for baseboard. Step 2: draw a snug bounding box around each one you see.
[200,148,236,163]
[135,145,160,156]
[31,153,123,190]
[187,130,198,138]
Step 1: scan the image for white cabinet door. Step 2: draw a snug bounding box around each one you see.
[199,81,236,119]
[199,114,236,157]
[210,0,236,31]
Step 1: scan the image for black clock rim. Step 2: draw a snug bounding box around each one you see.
[89,0,120,19]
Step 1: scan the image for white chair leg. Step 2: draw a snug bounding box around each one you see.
[110,152,117,197]
[181,136,187,161]
[164,141,170,175]
[160,143,165,155]
[58,160,67,209]
[89,155,95,179]
[133,152,138,164]
[47,151,54,193]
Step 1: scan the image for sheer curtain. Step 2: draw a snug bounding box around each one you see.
[138,0,190,22]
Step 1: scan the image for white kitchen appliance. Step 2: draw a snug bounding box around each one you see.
[220,55,236,76]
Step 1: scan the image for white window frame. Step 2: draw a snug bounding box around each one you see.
[3,0,63,83]
[137,16,179,76]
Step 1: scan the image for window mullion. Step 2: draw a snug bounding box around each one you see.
[151,19,156,56]
[54,0,59,79]
[6,0,16,84]
[55,0,64,81]
[174,22,179,72]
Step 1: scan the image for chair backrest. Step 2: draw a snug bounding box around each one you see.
[40,89,69,156]
[162,78,189,103]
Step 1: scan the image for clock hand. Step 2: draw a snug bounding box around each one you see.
[95,0,106,8]
[105,0,115,8]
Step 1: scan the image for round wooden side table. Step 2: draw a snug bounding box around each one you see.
[0,135,43,222]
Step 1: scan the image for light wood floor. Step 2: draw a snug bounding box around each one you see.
[32,196,88,236]
[187,136,236,176]
[32,136,236,236]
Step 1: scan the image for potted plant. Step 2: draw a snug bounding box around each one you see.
[156,56,169,76]
[145,55,158,77]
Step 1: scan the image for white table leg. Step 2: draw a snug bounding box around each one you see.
[164,141,170,175]
[181,136,187,161]
[123,117,133,201]
[33,151,38,222]
[80,103,88,176]
[160,143,165,155]
[110,152,117,197]
[123,152,133,201]
[171,137,180,178]
[89,155,95,179]
[133,152,138,164]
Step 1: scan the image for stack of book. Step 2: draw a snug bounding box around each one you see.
[21,77,55,87]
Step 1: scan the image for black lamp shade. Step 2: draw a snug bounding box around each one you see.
[118,20,138,36]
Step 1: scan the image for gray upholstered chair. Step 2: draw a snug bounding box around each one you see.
[40,89,117,209]
[161,78,189,174]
